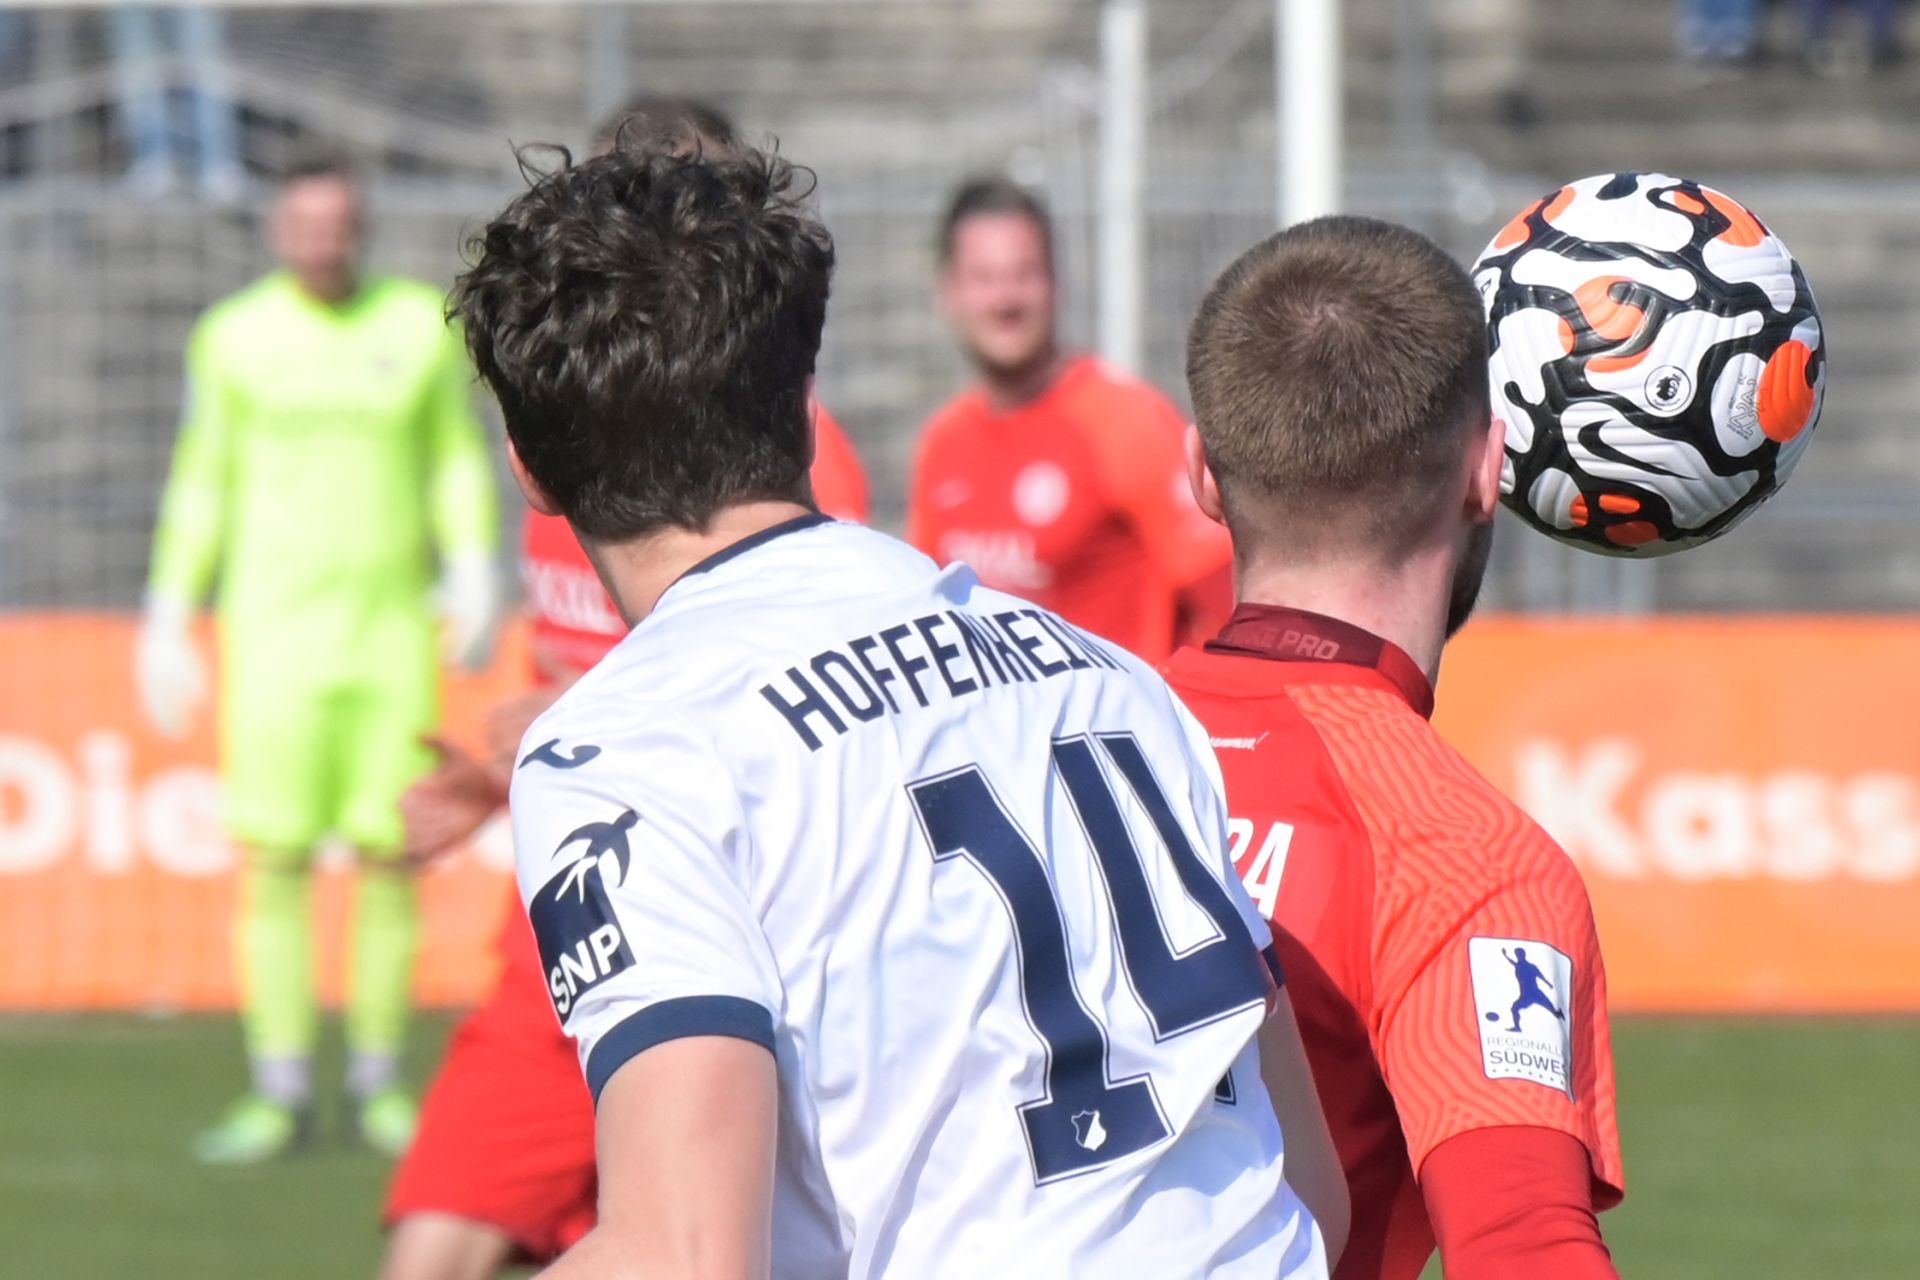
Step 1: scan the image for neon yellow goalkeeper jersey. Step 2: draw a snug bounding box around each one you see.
[148,271,497,673]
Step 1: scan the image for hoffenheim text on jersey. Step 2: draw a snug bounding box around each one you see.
[759,604,1125,751]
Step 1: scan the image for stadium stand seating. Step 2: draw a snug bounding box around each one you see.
[0,0,1912,610]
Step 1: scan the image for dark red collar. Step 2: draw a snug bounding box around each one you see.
[1204,603,1435,719]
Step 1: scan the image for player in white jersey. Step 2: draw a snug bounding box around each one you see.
[450,126,1341,1279]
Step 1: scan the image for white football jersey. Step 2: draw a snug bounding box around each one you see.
[511,515,1326,1280]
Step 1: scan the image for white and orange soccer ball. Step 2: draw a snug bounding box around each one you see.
[1471,172,1824,556]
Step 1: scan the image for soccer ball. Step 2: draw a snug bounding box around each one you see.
[1471,172,1825,556]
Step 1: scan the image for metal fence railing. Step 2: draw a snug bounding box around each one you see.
[0,1,1912,615]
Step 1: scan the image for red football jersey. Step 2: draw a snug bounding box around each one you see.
[808,403,871,527]
[521,508,627,680]
[1165,605,1624,1280]
[906,355,1230,663]
[521,403,870,679]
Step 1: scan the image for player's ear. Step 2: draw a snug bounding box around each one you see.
[507,443,565,518]
[1184,423,1227,527]
[1465,412,1505,524]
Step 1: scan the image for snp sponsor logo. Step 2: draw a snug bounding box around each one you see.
[531,809,641,1022]
[1468,936,1575,1096]
[1515,738,1920,882]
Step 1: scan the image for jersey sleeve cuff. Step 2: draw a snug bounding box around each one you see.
[586,995,776,1103]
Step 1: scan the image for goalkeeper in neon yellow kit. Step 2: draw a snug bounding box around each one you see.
[137,151,501,1164]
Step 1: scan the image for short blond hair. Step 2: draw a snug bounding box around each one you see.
[1186,215,1488,558]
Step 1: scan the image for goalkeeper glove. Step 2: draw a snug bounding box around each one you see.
[135,593,207,740]
[439,551,501,673]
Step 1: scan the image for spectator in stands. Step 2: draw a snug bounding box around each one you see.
[110,5,245,197]
[1455,0,1540,131]
[1678,0,1764,66]
[0,9,26,81]
[0,9,30,179]
[1803,0,1903,72]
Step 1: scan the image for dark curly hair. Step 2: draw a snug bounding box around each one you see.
[451,139,834,540]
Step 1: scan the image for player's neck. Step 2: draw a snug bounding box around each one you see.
[1232,548,1454,684]
[977,346,1067,412]
[584,500,817,627]
[288,272,361,309]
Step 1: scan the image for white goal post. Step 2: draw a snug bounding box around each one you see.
[1277,0,1341,227]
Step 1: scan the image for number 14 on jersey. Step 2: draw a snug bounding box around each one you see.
[908,733,1271,1184]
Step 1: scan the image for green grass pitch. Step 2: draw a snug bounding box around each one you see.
[3,1013,1916,1277]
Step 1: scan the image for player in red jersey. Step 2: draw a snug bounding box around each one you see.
[378,99,870,1280]
[906,178,1230,663]
[1163,216,1624,1280]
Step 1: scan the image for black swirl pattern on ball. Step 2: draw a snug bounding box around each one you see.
[1475,172,1823,557]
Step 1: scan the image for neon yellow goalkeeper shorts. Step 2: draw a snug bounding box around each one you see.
[218,618,437,859]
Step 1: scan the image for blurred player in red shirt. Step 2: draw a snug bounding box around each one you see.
[379,97,870,1280]
[906,178,1230,663]
[1164,217,1624,1280]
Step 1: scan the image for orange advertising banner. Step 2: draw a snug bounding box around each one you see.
[4,612,1918,1012]
[0,612,531,1011]
[1435,616,1920,1012]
